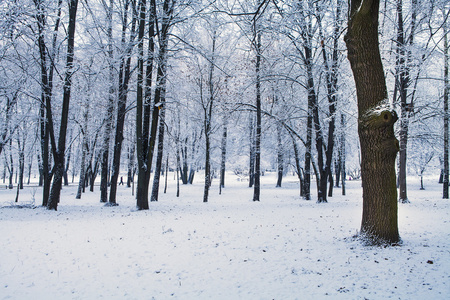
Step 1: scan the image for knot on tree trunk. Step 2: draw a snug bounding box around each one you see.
[361,108,398,129]
[359,108,399,156]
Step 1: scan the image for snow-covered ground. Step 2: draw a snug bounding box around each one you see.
[0,172,448,299]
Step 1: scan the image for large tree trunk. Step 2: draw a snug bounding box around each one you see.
[345,0,400,245]
[47,0,78,210]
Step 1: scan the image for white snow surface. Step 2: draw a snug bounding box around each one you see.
[0,173,448,299]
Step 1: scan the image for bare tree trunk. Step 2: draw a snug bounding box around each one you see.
[345,0,400,245]
[47,0,79,210]
[63,130,72,186]
[17,132,25,190]
[248,115,255,188]
[276,122,283,188]
[219,118,227,193]
[127,134,135,188]
[109,0,137,206]
[292,137,304,198]
[304,97,312,201]
[340,113,346,196]
[34,0,62,206]
[76,141,87,199]
[164,153,169,194]
[253,32,262,202]
[444,16,449,199]
[202,27,217,203]
[136,0,172,209]
[151,105,166,202]
[395,0,417,204]
[100,0,116,203]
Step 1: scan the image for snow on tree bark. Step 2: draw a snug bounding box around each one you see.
[345,0,400,245]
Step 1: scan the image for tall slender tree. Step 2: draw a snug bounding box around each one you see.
[100,0,116,203]
[47,0,79,210]
[108,0,137,206]
[443,13,449,199]
[136,0,173,209]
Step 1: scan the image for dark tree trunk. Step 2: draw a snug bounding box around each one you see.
[340,114,346,195]
[100,0,115,203]
[89,158,100,192]
[127,140,135,188]
[17,134,25,190]
[63,131,72,186]
[151,105,166,202]
[253,32,262,202]
[304,101,312,201]
[203,131,211,203]
[292,137,305,198]
[76,142,87,199]
[176,124,181,197]
[47,0,78,210]
[276,123,283,188]
[202,27,217,203]
[219,119,227,192]
[109,0,137,206]
[395,0,417,204]
[34,0,62,206]
[305,42,325,202]
[37,153,43,186]
[136,0,172,209]
[136,0,151,209]
[444,17,449,199]
[164,154,169,194]
[318,0,342,202]
[345,0,400,245]
[248,115,255,188]
[8,139,14,189]
[27,156,32,185]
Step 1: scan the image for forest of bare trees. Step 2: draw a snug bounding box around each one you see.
[0,0,449,244]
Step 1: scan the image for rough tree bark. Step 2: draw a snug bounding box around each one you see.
[345,0,400,244]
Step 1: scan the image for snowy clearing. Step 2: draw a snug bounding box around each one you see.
[0,173,449,299]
